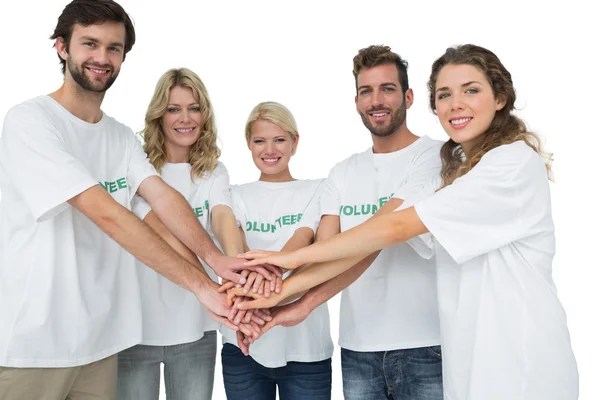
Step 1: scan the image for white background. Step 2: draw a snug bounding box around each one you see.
[1,0,598,399]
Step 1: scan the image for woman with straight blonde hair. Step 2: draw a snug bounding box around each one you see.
[218,101,334,400]
[117,68,272,400]
[234,45,579,400]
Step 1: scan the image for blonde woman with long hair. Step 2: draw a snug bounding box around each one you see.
[235,45,579,400]
[117,68,272,400]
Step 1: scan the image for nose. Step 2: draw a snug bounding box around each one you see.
[180,109,191,123]
[265,140,276,155]
[450,93,465,111]
[94,47,110,66]
[371,89,384,107]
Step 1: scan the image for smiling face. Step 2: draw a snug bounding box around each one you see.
[58,22,126,93]
[161,86,203,162]
[434,63,506,155]
[355,63,413,137]
[248,119,298,182]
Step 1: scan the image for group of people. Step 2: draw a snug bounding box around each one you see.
[0,0,579,399]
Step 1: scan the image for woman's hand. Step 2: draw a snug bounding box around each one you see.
[240,250,302,271]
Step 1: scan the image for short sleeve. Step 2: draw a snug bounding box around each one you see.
[320,165,341,216]
[131,194,152,220]
[207,163,233,210]
[127,133,158,200]
[414,144,550,265]
[392,140,442,201]
[296,180,324,234]
[0,104,97,222]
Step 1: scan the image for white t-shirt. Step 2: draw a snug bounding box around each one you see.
[320,136,443,351]
[131,162,232,345]
[221,179,334,368]
[0,96,158,367]
[414,141,578,400]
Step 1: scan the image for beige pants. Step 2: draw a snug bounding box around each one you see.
[0,354,117,400]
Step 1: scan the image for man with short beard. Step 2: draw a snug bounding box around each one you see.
[0,0,272,398]
[260,45,445,399]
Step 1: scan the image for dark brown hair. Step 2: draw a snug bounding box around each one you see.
[353,45,409,94]
[50,0,136,74]
[428,44,552,187]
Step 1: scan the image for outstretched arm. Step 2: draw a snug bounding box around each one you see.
[236,200,426,309]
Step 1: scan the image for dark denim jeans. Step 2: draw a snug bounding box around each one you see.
[221,343,332,400]
[341,346,443,400]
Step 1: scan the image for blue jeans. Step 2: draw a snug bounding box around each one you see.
[221,343,332,400]
[341,346,443,400]
[116,331,217,400]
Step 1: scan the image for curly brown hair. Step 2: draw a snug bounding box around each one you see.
[428,44,552,187]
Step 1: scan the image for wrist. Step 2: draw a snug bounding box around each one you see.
[187,267,211,296]
[204,250,223,270]
[299,289,318,312]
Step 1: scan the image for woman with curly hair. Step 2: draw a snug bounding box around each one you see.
[117,68,269,400]
[236,45,579,400]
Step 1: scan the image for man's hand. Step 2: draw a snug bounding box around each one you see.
[261,298,313,334]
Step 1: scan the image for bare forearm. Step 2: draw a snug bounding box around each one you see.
[289,207,426,266]
[281,227,314,253]
[140,177,222,265]
[70,187,208,293]
[302,251,379,311]
[212,205,244,257]
[143,211,212,280]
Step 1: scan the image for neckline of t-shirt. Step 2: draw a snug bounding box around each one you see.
[369,135,429,160]
[249,179,305,190]
[163,162,192,170]
[41,95,107,128]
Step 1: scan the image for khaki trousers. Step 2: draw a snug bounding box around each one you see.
[0,354,117,400]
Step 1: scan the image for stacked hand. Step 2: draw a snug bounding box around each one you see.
[210,249,311,355]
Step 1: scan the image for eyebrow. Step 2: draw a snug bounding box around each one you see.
[167,103,200,107]
[79,36,124,48]
[357,82,398,91]
[435,80,482,93]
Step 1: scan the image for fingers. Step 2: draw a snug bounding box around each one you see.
[263,279,271,298]
[238,250,273,260]
[236,296,270,310]
[253,308,272,322]
[252,274,265,294]
[274,276,283,294]
[242,272,259,294]
[244,265,273,282]
[243,257,270,268]
[260,317,278,334]
[262,264,283,277]
[221,270,246,286]
[236,331,250,356]
[218,280,236,293]
[206,310,239,332]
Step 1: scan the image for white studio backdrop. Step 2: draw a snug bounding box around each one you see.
[0,0,598,399]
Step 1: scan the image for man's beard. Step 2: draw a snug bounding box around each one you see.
[360,101,406,137]
[67,59,118,93]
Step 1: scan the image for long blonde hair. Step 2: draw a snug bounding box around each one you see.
[245,101,299,155]
[428,45,552,188]
[142,68,220,180]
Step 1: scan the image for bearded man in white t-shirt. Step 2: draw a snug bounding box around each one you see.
[0,1,274,399]
[259,45,445,400]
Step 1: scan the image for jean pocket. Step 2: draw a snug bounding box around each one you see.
[426,345,442,359]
